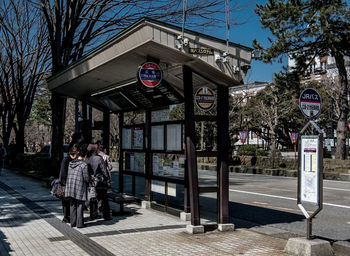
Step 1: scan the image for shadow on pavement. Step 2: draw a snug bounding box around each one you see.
[0,230,11,255]
[199,196,304,229]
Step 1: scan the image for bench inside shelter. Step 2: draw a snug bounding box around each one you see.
[107,192,135,215]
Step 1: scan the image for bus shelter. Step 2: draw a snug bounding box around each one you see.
[47,18,252,232]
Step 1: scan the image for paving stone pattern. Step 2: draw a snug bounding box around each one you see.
[0,169,291,255]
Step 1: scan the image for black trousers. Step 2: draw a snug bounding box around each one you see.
[89,199,98,219]
[96,188,110,219]
[62,199,70,220]
[70,199,85,228]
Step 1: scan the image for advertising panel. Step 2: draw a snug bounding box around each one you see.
[300,135,320,204]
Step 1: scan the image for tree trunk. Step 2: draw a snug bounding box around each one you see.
[334,51,349,160]
[50,92,66,176]
[15,124,25,155]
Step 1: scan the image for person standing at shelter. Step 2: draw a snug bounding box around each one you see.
[65,144,90,228]
[96,140,112,173]
[0,142,7,176]
[58,132,85,222]
[88,144,111,221]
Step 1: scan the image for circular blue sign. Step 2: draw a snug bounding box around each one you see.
[138,62,162,88]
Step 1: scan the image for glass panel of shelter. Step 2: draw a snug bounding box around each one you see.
[119,107,186,212]
[117,72,220,220]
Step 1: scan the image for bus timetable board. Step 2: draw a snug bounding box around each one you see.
[299,135,321,205]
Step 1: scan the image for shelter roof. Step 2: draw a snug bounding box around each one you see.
[47,18,252,112]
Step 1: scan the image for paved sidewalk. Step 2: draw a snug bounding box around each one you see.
[0,169,291,256]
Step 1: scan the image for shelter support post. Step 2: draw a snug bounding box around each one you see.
[118,113,124,196]
[82,100,88,142]
[75,99,79,133]
[102,110,110,155]
[217,85,230,224]
[145,110,152,201]
[88,106,92,142]
[183,65,200,226]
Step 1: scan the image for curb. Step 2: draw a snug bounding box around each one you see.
[228,166,350,181]
[333,241,350,256]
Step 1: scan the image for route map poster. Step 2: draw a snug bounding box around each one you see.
[132,127,143,150]
[300,135,320,204]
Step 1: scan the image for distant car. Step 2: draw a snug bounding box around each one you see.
[37,144,69,158]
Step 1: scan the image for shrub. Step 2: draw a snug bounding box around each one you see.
[236,145,268,157]
[13,153,53,178]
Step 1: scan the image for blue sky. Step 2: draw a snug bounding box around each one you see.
[211,1,287,83]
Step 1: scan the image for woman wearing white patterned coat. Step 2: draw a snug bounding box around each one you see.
[65,143,90,228]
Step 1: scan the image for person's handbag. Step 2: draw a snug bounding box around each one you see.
[87,185,97,201]
[55,183,66,199]
[95,173,108,188]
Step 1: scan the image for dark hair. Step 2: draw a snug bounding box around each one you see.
[79,143,89,157]
[69,143,79,159]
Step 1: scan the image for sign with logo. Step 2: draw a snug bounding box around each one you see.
[290,132,299,144]
[195,87,215,111]
[189,48,214,55]
[138,62,162,88]
[299,88,322,118]
[239,131,248,143]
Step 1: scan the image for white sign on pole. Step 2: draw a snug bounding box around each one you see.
[300,135,320,204]
[299,88,322,118]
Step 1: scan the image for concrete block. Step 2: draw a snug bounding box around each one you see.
[339,174,350,181]
[180,212,191,221]
[141,200,152,209]
[333,241,350,256]
[284,237,333,256]
[217,223,234,232]
[186,224,204,234]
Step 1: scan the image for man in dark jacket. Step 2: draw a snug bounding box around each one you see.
[87,144,111,221]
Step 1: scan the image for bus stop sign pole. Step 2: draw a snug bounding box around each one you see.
[297,88,323,240]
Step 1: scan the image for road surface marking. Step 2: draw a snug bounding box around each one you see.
[229,189,350,209]
[248,201,309,214]
[252,201,268,205]
[324,187,350,192]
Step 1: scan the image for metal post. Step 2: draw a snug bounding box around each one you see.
[217,85,230,224]
[88,105,92,142]
[183,65,200,226]
[145,110,152,201]
[82,100,88,141]
[118,113,124,194]
[307,218,312,240]
[75,99,79,133]
[103,110,110,155]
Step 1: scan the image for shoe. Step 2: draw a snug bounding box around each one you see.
[77,224,86,228]
[104,217,112,221]
[62,217,70,223]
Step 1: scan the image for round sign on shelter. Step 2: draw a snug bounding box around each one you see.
[299,88,322,118]
[138,62,162,88]
[195,87,215,111]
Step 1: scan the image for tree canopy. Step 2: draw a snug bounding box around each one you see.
[254,0,350,159]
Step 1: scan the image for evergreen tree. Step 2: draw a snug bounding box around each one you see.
[254,0,350,159]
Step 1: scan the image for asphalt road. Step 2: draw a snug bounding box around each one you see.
[198,171,350,242]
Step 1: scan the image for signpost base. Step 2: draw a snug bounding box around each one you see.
[284,237,333,256]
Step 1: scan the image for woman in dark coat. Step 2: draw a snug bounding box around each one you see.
[58,133,84,222]
[65,144,90,228]
[58,154,72,223]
